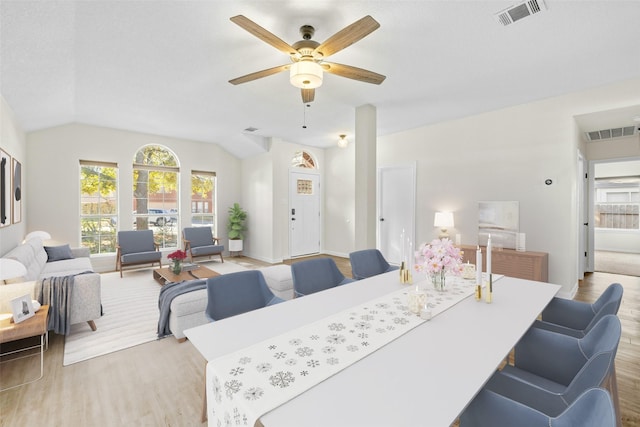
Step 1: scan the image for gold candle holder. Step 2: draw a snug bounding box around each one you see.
[399,261,413,284]
[485,274,493,304]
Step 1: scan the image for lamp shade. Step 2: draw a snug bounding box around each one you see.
[24,230,51,242]
[0,258,27,281]
[434,212,454,228]
[289,60,323,89]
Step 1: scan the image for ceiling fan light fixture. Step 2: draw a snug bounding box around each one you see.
[290,60,323,89]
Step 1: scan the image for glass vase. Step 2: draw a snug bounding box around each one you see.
[171,260,182,275]
[432,270,446,291]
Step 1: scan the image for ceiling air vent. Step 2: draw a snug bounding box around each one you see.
[586,126,637,141]
[495,0,547,26]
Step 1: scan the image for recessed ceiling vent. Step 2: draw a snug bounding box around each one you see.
[495,0,547,26]
[586,126,637,141]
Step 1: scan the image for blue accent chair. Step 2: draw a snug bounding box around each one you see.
[533,283,623,338]
[205,270,284,322]
[116,230,162,277]
[349,249,399,280]
[183,226,224,264]
[291,258,355,297]
[483,315,621,419]
[460,387,616,427]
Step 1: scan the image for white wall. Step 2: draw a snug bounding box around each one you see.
[26,123,241,272]
[324,143,356,258]
[0,95,27,256]
[370,77,640,297]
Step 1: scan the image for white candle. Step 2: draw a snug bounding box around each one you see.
[486,234,492,277]
[476,245,482,285]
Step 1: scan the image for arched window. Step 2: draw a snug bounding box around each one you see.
[291,151,317,169]
[133,145,179,248]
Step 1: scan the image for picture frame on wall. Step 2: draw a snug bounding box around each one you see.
[12,157,22,223]
[11,294,35,323]
[0,148,11,227]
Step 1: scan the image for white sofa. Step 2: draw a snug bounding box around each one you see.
[0,238,102,332]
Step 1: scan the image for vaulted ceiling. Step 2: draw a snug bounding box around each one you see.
[1,1,639,158]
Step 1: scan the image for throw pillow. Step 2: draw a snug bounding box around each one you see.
[44,244,74,262]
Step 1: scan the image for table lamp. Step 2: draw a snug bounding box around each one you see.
[434,212,454,239]
[0,258,27,283]
[24,230,51,242]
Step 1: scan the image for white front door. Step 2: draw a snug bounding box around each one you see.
[377,165,416,265]
[289,171,321,257]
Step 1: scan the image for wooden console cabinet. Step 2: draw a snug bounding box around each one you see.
[458,244,548,282]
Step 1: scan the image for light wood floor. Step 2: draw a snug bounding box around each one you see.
[1,255,638,426]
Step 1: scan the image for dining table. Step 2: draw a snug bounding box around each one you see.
[185,270,560,427]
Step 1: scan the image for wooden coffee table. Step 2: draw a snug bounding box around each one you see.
[153,265,220,286]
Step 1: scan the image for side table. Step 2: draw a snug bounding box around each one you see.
[0,304,49,392]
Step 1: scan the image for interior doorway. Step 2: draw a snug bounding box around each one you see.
[589,158,640,276]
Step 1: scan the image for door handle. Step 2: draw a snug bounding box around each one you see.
[380,218,385,221]
[291,218,296,221]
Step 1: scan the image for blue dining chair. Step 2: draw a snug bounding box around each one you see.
[349,249,399,280]
[205,270,284,321]
[533,282,623,338]
[484,315,621,418]
[459,387,616,427]
[291,258,355,297]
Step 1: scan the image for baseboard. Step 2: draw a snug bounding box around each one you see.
[239,252,282,265]
[556,281,578,300]
[321,250,349,259]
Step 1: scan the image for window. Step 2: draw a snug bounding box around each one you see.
[80,160,118,254]
[291,151,316,169]
[594,176,640,230]
[133,145,179,248]
[191,170,217,233]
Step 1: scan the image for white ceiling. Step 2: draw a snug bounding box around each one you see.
[1,0,640,158]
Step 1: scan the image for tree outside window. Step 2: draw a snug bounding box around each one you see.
[191,171,217,233]
[80,161,118,254]
[133,145,179,248]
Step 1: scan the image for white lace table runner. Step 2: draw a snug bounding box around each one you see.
[206,273,502,427]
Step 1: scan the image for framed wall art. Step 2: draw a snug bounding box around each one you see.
[0,148,11,227]
[478,201,519,249]
[12,157,22,223]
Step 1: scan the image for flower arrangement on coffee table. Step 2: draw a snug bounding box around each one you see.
[414,238,463,290]
[168,249,187,275]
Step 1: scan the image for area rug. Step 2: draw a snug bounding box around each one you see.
[63,260,248,366]
[594,251,640,277]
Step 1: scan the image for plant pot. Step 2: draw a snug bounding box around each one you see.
[229,239,243,253]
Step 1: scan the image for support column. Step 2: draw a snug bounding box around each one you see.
[354,104,377,250]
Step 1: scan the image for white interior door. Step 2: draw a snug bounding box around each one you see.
[377,165,416,265]
[289,171,320,257]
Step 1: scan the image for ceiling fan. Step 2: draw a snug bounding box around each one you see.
[228,15,386,103]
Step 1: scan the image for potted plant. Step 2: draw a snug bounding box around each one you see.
[227,202,247,253]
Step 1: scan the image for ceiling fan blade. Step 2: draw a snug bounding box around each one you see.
[229,64,290,85]
[301,88,315,103]
[323,62,386,85]
[230,15,298,56]
[313,15,380,58]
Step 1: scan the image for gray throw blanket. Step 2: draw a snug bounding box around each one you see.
[34,271,92,335]
[157,279,207,339]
